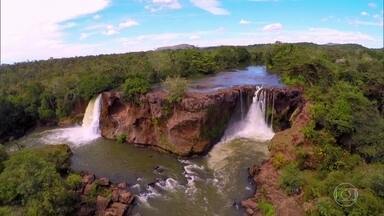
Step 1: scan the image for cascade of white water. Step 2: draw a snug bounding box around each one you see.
[41,94,102,146]
[221,86,274,142]
[82,94,102,135]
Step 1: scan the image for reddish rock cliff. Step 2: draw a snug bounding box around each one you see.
[100,86,303,156]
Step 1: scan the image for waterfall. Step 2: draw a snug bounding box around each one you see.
[221,86,274,142]
[40,94,102,146]
[82,94,102,135]
[207,86,274,185]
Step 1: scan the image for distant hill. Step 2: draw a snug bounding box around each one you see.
[156,44,197,51]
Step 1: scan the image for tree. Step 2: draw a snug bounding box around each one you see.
[123,76,151,102]
[162,76,188,104]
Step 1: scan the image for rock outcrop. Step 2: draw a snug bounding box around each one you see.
[100,86,303,156]
[77,173,135,216]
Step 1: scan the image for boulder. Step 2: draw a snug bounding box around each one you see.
[105,202,128,216]
[246,208,254,215]
[117,182,127,189]
[119,191,134,204]
[111,189,119,202]
[78,205,96,216]
[83,183,94,195]
[98,177,110,186]
[82,174,95,184]
[96,196,111,215]
[241,199,257,210]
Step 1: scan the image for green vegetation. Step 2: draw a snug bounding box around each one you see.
[263,43,383,215]
[0,42,383,214]
[0,146,8,172]
[116,133,127,144]
[0,46,251,141]
[122,76,151,102]
[162,76,188,104]
[0,145,77,215]
[257,199,276,216]
[279,163,303,195]
[272,152,287,169]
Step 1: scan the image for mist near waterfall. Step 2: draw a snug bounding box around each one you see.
[40,94,102,146]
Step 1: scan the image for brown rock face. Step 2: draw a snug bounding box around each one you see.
[100,86,255,156]
[77,174,135,216]
[100,86,303,156]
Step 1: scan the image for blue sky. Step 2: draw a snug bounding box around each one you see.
[1,0,383,63]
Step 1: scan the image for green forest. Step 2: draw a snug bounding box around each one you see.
[264,43,384,215]
[0,43,383,215]
[0,46,251,142]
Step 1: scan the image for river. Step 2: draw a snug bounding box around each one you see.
[7,66,282,216]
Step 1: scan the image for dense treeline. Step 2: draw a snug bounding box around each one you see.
[0,46,251,141]
[264,43,384,162]
[0,42,383,215]
[261,43,384,215]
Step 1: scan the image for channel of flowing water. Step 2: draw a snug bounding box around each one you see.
[7,66,283,215]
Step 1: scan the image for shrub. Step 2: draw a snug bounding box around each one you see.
[302,172,326,201]
[33,144,72,173]
[116,133,127,144]
[66,173,83,190]
[279,163,304,195]
[0,206,13,216]
[346,190,384,216]
[314,197,344,216]
[0,147,76,215]
[370,173,384,198]
[297,149,311,170]
[78,74,120,100]
[123,76,151,102]
[162,76,188,104]
[0,145,8,172]
[257,200,276,216]
[272,152,287,169]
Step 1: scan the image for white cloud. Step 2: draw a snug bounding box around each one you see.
[1,0,109,63]
[297,28,375,44]
[118,19,139,29]
[361,11,369,16]
[262,23,283,31]
[61,22,77,29]
[240,19,252,25]
[189,35,201,40]
[348,19,383,27]
[102,19,139,36]
[368,2,377,8]
[145,0,181,12]
[103,25,119,36]
[93,14,101,20]
[80,33,90,40]
[84,24,106,31]
[190,0,229,15]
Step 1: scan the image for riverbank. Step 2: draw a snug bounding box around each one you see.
[242,102,309,215]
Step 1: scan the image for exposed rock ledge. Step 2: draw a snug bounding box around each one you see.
[100,86,303,156]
